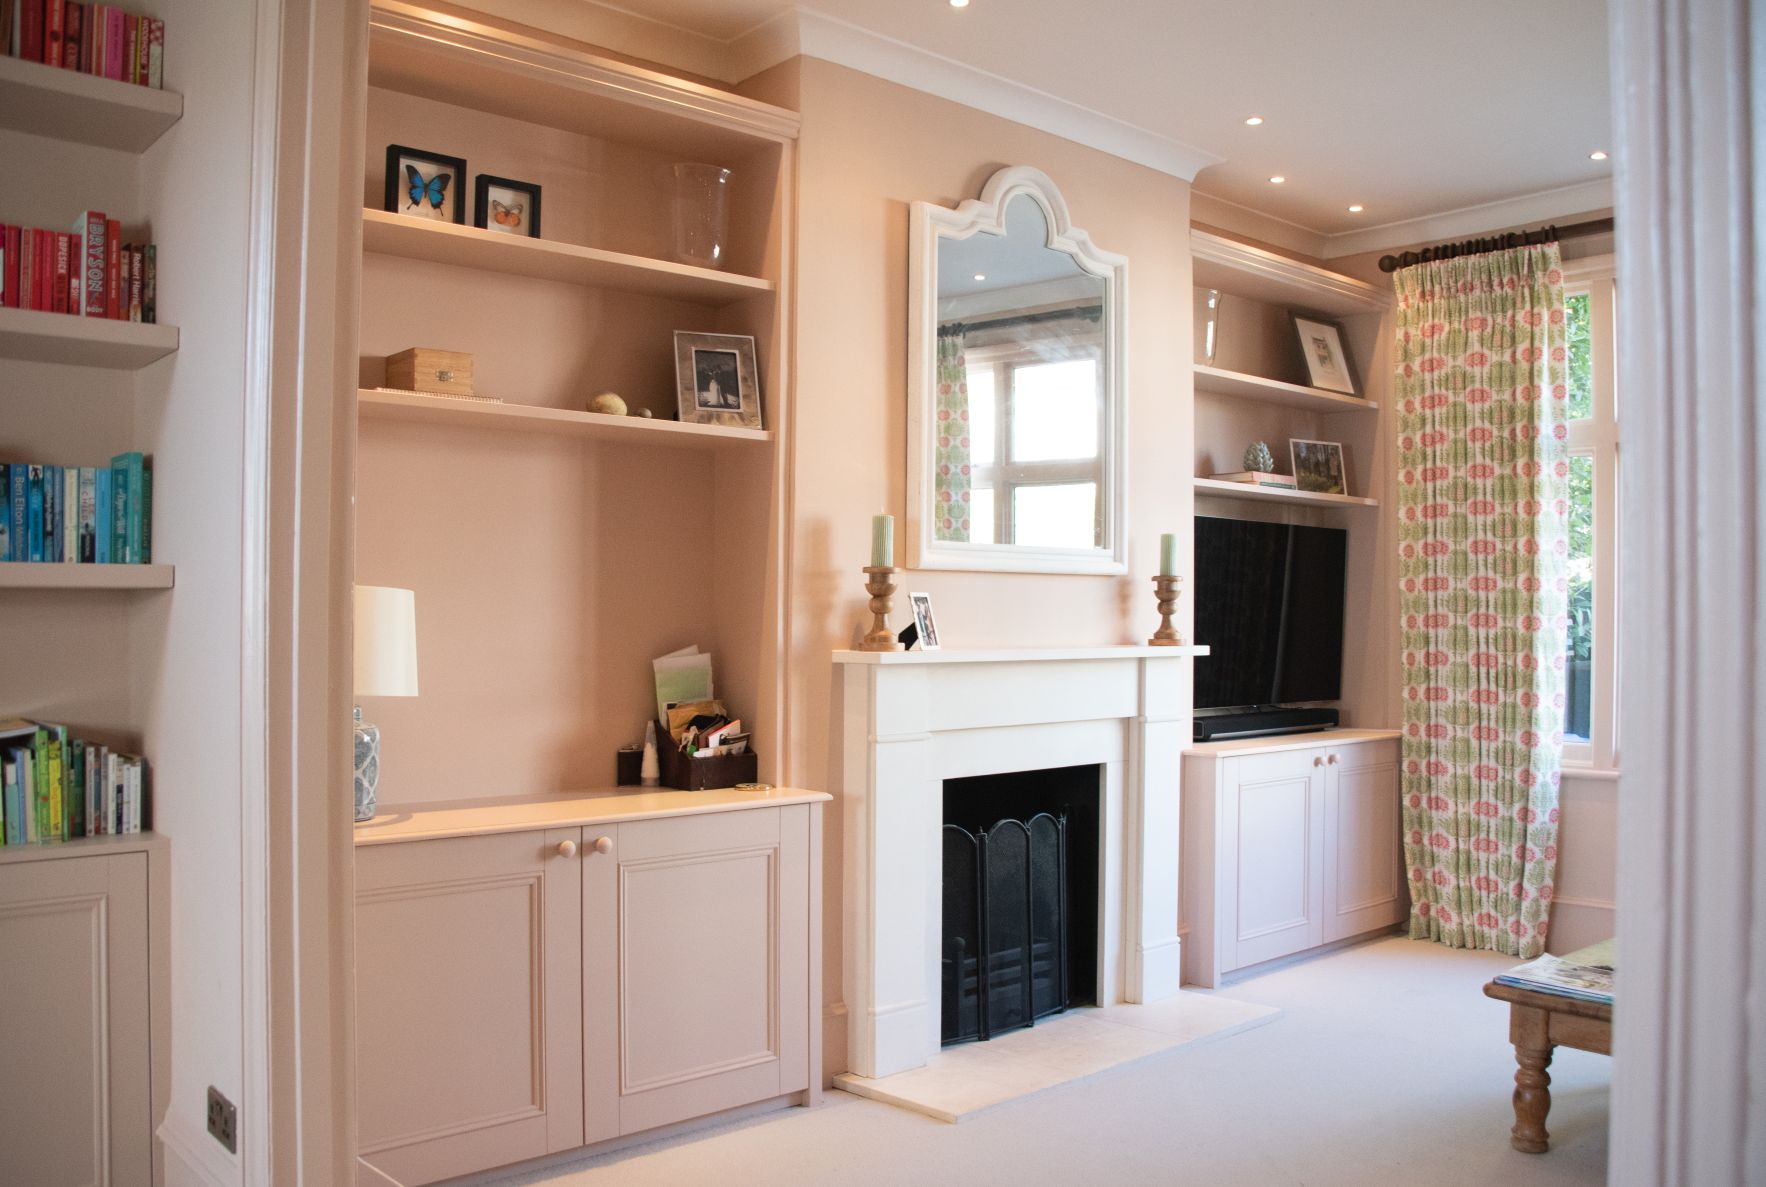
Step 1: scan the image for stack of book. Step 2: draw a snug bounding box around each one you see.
[1210,470,1298,490]
[0,452,151,563]
[0,718,148,845]
[1,212,157,322]
[1493,938,1616,1005]
[3,3,165,88]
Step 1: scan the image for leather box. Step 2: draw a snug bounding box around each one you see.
[386,347,474,396]
[655,721,758,791]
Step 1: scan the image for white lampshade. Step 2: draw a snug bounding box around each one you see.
[354,585,419,698]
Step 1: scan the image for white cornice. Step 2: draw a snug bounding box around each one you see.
[1317,177,1616,259]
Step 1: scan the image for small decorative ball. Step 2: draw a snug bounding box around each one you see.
[588,392,627,416]
[637,408,654,419]
[1243,441,1275,473]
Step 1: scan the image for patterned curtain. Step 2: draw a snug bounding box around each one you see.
[935,324,972,542]
[1394,244,1569,958]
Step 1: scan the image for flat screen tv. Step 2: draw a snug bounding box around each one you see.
[1193,516,1347,709]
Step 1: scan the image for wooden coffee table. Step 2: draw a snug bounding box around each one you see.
[1483,979,1613,1152]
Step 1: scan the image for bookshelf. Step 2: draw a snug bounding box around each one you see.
[1192,476,1379,509]
[0,55,183,152]
[1193,363,1377,415]
[0,563,175,589]
[0,306,180,368]
[359,388,771,450]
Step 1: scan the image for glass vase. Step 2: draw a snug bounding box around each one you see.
[672,162,732,269]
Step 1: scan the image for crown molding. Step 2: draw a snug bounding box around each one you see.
[1317,177,1616,259]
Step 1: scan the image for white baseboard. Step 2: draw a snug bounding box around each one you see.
[160,1108,239,1187]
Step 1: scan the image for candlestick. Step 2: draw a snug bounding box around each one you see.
[1159,532,1177,577]
[1148,574,1184,646]
[859,565,904,651]
[871,514,894,568]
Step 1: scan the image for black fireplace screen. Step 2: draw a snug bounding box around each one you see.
[941,811,1069,1045]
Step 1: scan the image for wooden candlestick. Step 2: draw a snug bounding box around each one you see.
[860,566,904,651]
[1149,574,1184,646]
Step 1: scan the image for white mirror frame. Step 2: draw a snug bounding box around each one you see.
[907,165,1129,574]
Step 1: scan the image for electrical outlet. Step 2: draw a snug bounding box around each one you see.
[206,1087,238,1154]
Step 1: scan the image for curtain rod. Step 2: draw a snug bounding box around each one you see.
[1377,217,1615,273]
[941,305,1103,334]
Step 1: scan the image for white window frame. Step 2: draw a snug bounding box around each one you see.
[1562,255,1619,771]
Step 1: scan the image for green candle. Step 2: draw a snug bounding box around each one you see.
[1159,532,1176,577]
[871,514,894,568]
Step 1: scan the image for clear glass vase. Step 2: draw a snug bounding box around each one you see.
[672,162,732,269]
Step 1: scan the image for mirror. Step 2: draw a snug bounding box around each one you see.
[908,167,1127,573]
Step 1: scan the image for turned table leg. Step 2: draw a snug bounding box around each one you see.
[1509,1006,1554,1153]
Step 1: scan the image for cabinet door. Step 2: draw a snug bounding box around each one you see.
[1323,742,1403,942]
[587,806,810,1137]
[0,852,150,1187]
[1223,749,1326,971]
[356,830,583,1186]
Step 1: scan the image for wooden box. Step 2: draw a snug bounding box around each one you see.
[656,722,758,791]
[386,347,474,396]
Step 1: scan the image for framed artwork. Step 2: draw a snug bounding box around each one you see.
[1291,314,1357,395]
[909,592,941,650]
[1289,438,1348,495]
[385,145,466,224]
[473,174,542,238]
[673,332,762,429]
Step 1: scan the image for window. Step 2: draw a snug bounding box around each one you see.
[1562,260,1619,768]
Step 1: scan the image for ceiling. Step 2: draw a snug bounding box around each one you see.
[563,0,1613,246]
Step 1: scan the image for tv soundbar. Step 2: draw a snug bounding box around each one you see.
[1193,706,1340,743]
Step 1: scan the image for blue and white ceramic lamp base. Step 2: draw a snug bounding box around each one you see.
[354,705,380,822]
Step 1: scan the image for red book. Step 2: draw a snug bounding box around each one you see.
[37,231,55,312]
[73,210,105,317]
[104,219,121,319]
[83,4,99,74]
[18,230,33,312]
[127,246,142,320]
[52,233,71,314]
[121,12,135,83]
[20,1,43,62]
[103,6,124,81]
[45,0,64,67]
[116,245,131,320]
[63,3,83,70]
[2,227,19,309]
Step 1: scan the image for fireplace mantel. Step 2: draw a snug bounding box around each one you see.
[834,644,1209,1078]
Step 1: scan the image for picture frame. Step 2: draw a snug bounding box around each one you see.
[673,332,763,429]
[473,173,542,238]
[385,145,467,224]
[1289,438,1348,495]
[909,592,941,651]
[1290,314,1358,395]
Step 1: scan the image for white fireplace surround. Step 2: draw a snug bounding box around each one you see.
[835,645,1208,1079]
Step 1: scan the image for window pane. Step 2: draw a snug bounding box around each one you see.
[969,486,996,544]
[1565,454,1594,742]
[1565,292,1593,420]
[1012,483,1096,548]
[968,367,996,466]
[1010,359,1099,462]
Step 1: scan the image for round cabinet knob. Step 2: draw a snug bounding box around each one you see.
[592,835,613,855]
[1327,753,1339,765]
[1313,755,1324,767]
[556,839,577,858]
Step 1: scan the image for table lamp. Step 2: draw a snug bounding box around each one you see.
[354,585,419,822]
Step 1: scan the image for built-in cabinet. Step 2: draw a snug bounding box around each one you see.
[1181,730,1402,986]
[354,793,822,1186]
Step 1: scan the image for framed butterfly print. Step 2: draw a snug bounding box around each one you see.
[474,174,542,239]
[384,145,466,224]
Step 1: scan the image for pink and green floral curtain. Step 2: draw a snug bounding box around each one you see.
[1394,244,1569,958]
[934,325,972,541]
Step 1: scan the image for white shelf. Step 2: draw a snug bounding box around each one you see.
[1192,229,1386,316]
[0,307,179,369]
[0,830,167,866]
[0,563,175,590]
[1193,477,1379,509]
[361,209,774,305]
[1193,364,1377,414]
[0,55,182,152]
[358,388,772,451]
[833,644,1210,666]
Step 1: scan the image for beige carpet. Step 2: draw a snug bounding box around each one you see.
[484,935,1610,1187]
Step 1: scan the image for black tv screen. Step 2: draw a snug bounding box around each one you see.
[1193,516,1347,709]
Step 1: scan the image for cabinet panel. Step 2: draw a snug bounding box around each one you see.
[356,829,583,1186]
[1227,750,1324,968]
[1323,745,1403,942]
[0,853,149,1187]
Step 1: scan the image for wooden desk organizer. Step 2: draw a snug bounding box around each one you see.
[655,722,759,791]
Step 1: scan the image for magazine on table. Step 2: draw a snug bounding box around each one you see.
[1494,938,1615,1005]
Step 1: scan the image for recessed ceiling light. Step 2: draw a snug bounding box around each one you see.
[1244,116,1264,126]
[1347,204,1364,212]
[1590,150,1609,160]
[1269,176,1286,184]
[973,273,986,281]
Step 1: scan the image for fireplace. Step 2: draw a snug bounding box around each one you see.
[941,765,1101,1044]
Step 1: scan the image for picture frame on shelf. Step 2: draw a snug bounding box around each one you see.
[384,145,467,224]
[673,331,762,428]
[1290,313,1357,394]
[473,174,541,238]
[1289,438,1348,495]
[909,592,941,650]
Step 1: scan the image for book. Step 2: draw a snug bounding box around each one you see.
[103,5,124,82]
[2,224,18,308]
[19,227,33,312]
[75,210,106,317]
[117,243,131,320]
[62,464,77,562]
[146,16,161,88]
[20,0,42,62]
[1210,470,1299,489]
[44,464,60,561]
[113,451,145,562]
[109,453,126,560]
[127,245,142,321]
[63,2,83,69]
[121,11,135,84]
[94,465,110,563]
[0,465,7,562]
[8,464,25,562]
[77,466,96,562]
[0,0,13,63]
[1,750,23,846]
[26,464,44,562]
[44,0,63,66]
[1494,938,1616,1005]
[141,242,155,323]
[104,218,121,319]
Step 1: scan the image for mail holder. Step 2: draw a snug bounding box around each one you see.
[655,721,758,791]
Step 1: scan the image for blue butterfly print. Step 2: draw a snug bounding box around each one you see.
[404,164,452,213]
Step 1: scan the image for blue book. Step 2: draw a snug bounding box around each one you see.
[95,467,111,564]
[26,465,44,563]
[8,464,24,563]
[113,452,145,564]
[77,468,96,563]
[109,455,128,563]
[0,465,8,562]
[44,465,60,563]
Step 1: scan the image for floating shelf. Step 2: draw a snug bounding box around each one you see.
[1193,364,1378,414]
[1193,477,1379,509]
[0,563,175,590]
[0,55,183,152]
[358,388,772,451]
[1192,229,1386,316]
[361,210,774,305]
[0,307,180,369]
